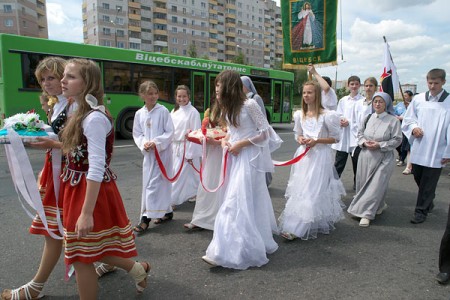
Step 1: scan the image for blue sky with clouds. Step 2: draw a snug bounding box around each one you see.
[47,0,450,91]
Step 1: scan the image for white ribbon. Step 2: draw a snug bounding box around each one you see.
[4,128,63,239]
[85,94,106,113]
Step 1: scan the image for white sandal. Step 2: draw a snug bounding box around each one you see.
[95,263,117,278]
[1,280,44,300]
[128,262,150,294]
[183,223,201,230]
[281,232,296,241]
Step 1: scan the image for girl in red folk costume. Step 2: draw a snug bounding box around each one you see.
[59,59,149,299]
[1,57,77,300]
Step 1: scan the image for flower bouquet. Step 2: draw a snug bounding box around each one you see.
[0,110,49,144]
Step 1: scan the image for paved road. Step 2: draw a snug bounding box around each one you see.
[0,123,449,299]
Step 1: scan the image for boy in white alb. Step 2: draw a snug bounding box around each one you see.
[332,75,364,189]
[402,68,450,224]
[133,81,174,232]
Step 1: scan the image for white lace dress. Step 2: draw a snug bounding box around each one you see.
[205,99,282,270]
[278,110,345,240]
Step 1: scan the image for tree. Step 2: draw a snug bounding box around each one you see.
[232,51,245,65]
[188,43,197,58]
[336,86,350,100]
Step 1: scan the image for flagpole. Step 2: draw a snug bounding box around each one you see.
[383,36,405,102]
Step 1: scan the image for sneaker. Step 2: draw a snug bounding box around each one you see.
[397,161,405,166]
[410,213,426,224]
[359,218,370,227]
[402,167,412,175]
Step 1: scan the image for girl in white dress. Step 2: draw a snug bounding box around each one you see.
[133,81,174,232]
[279,81,345,241]
[170,85,201,206]
[202,70,282,270]
[184,101,225,230]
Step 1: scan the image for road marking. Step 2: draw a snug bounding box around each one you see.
[114,144,135,148]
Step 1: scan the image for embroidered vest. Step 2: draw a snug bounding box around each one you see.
[62,110,117,186]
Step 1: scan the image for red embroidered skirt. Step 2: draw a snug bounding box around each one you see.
[29,151,64,237]
[61,177,137,264]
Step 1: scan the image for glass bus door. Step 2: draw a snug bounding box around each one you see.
[281,82,292,123]
[272,81,282,123]
[192,72,206,113]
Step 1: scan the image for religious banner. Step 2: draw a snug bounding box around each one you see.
[281,0,338,69]
[380,39,400,102]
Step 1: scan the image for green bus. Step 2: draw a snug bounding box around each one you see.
[0,34,294,138]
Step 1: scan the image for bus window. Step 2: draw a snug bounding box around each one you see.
[103,62,132,92]
[273,82,281,114]
[208,74,217,109]
[253,80,270,105]
[173,68,190,100]
[132,64,173,104]
[192,72,205,113]
[283,83,291,113]
[21,53,46,89]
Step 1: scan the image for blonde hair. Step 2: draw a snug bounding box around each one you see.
[139,80,159,96]
[34,57,66,96]
[301,80,323,119]
[60,59,105,153]
[173,85,191,112]
[215,70,246,127]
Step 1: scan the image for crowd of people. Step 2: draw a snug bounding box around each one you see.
[1,58,449,299]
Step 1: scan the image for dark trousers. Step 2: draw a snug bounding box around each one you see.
[439,203,450,272]
[399,134,410,162]
[412,163,442,216]
[334,147,361,183]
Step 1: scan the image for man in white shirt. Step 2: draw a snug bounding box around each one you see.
[307,64,338,110]
[402,68,450,224]
[332,75,364,189]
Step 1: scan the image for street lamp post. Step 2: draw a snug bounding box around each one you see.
[110,7,121,48]
[251,39,256,65]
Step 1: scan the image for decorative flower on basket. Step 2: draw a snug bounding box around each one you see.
[0,110,48,144]
[187,117,227,145]
[3,110,45,132]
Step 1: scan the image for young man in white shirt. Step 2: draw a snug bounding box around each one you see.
[402,68,449,224]
[332,75,364,189]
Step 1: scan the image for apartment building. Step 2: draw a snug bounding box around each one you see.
[0,0,48,38]
[82,0,282,69]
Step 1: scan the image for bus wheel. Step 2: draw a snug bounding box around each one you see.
[118,110,135,139]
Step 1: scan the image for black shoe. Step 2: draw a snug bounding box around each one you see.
[436,272,450,284]
[410,213,426,224]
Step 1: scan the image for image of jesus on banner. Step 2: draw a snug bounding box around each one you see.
[291,1,324,51]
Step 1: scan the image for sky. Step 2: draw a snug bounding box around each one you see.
[47,0,450,92]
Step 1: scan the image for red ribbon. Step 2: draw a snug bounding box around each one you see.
[190,138,229,193]
[272,147,310,166]
[154,140,186,182]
